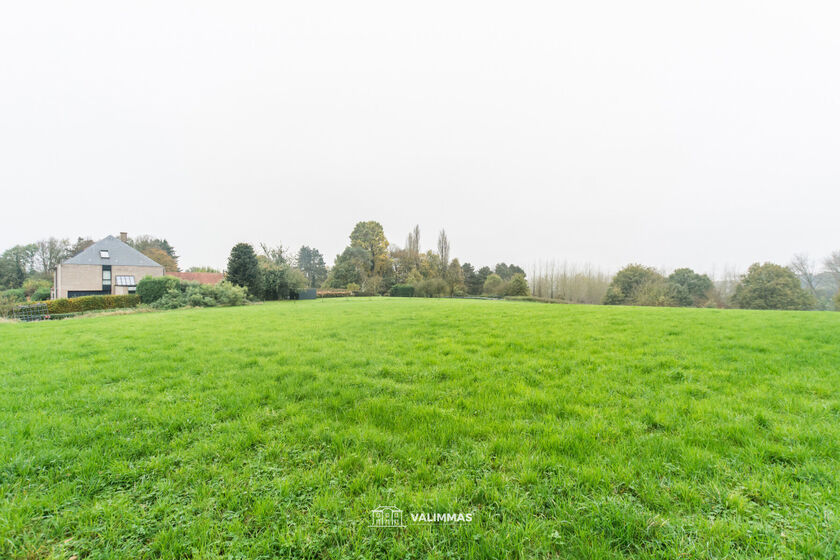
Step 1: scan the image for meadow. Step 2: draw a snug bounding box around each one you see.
[1,298,839,559]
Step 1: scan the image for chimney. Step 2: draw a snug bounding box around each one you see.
[120,232,128,243]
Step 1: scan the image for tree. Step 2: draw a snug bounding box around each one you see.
[350,221,390,275]
[35,237,70,275]
[324,246,371,289]
[506,273,529,296]
[130,235,178,265]
[226,243,260,297]
[142,247,179,273]
[260,243,288,266]
[406,225,421,269]
[476,266,492,292]
[494,263,525,281]
[187,266,221,273]
[483,273,505,296]
[418,251,442,280]
[731,262,815,310]
[790,253,819,299]
[0,245,37,289]
[260,263,289,300]
[824,251,840,281]
[69,237,94,257]
[287,268,309,294]
[462,262,483,295]
[446,258,465,294]
[603,264,663,305]
[667,268,713,306]
[297,246,328,288]
[437,229,450,273]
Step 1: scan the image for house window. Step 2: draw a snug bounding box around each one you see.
[102,267,112,287]
[115,275,136,287]
[100,250,110,258]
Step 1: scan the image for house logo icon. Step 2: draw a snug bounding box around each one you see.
[370,505,404,528]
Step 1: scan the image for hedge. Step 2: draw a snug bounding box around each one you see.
[136,276,181,304]
[316,290,352,298]
[390,284,415,297]
[46,294,141,315]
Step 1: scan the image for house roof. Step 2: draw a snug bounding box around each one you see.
[169,271,225,284]
[63,235,164,267]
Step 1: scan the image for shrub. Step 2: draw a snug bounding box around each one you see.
[261,265,290,301]
[390,284,415,297]
[0,288,25,302]
[482,274,505,296]
[633,279,682,307]
[505,274,529,296]
[137,276,181,304]
[732,263,815,310]
[415,278,448,298]
[317,290,352,298]
[0,292,23,318]
[31,287,51,301]
[46,294,140,315]
[346,282,361,292]
[23,278,51,298]
[150,280,248,309]
[603,264,663,305]
[667,268,713,306]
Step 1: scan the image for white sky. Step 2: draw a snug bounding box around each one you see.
[1,1,838,275]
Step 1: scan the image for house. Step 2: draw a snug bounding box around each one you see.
[168,271,225,285]
[53,233,165,299]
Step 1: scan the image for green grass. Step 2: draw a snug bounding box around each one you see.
[1,298,839,559]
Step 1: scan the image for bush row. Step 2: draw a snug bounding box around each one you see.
[46,294,141,315]
[137,276,248,309]
[389,284,415,297]
[316,290,353,298]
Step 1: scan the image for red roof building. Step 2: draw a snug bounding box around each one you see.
[169,272,225,285]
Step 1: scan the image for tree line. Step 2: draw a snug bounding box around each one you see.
[529,254,840,310]
[224,221,529,300]
[4,226,838,310]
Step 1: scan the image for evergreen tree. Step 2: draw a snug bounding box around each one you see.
[226,243,260,297]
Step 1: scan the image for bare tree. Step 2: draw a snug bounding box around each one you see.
[260,243,288,266]
[824,250,840,281]
[790,253,819,297]
[405,225,420,267]
[437,229,450,273]
[35,237,70,274]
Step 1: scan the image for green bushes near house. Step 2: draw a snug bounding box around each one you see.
[0,288,26,303]
[136,276,181,304]
[31,287,51,301]
[46,294,140,315]
[138,276,248,310]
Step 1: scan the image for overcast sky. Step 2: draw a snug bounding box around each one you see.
[1,1,838,275]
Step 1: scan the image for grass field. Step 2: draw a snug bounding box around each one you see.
[1,298,839,559]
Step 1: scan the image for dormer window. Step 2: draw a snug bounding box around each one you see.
[100,250,110,258]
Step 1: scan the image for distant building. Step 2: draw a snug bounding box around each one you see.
[168,271,225,285]
[53,233,165,299]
